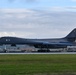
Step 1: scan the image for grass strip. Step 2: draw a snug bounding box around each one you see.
[0,54,76,75]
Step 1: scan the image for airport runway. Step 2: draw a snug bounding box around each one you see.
[0,52,76,54]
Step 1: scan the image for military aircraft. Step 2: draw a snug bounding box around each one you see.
[0,28,76,52]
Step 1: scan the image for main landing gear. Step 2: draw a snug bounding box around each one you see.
[38,47,50,52]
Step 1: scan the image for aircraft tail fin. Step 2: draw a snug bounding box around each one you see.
[65,28,76,42]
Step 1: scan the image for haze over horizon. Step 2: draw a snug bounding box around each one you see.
[0,0,76,38]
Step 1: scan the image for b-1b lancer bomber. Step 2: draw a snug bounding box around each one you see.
[0,28,76,52]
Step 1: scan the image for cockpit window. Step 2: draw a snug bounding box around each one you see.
[6,39,10,41]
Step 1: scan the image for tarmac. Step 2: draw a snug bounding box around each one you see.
[0,52,76,54]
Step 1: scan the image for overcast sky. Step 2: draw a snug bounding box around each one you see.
[0,0,76,38]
